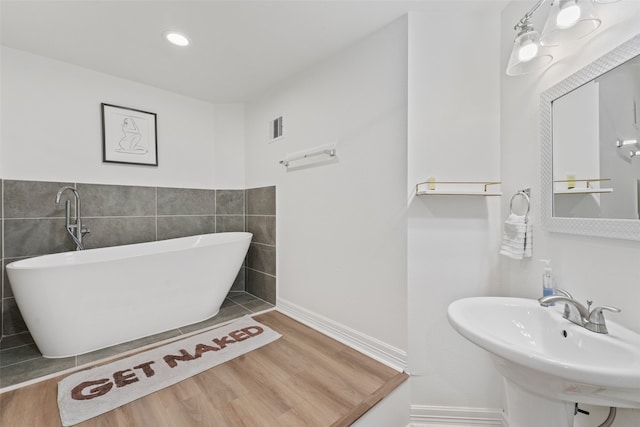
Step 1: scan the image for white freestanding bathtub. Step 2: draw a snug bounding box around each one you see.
[6,232,252,358]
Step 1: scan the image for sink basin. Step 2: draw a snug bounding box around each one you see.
[448,297,640,426]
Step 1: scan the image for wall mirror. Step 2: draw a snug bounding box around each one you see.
[541,33,640,240]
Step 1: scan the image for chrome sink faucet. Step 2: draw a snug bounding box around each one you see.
[55,186,90,250]
[538,289,621,334]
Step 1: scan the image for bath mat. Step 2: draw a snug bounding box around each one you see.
[57,315,281,426]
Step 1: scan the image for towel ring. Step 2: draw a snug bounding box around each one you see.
[510,190,531,217]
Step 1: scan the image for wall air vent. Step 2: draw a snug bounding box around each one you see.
[269,116,284,142]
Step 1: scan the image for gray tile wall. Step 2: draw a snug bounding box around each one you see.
[0,180,274,352]
[246,186,276,304]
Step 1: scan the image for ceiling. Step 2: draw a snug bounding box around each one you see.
[0,1,506,103]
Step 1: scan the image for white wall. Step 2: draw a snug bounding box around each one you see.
[0,47,244,189]
[501,1,640,425]
[244,16,408,361]
[0,45,4,178]
[213,103,245,189]
[407,9,503,418]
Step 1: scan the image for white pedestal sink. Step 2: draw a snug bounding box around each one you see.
[447,297,640,427]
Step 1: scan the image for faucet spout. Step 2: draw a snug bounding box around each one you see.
[55,186,75,204]
[538,295,590,320]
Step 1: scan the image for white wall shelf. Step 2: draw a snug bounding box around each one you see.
[553,178,612,195]
[554,188,613,195]
[415,181,502,196]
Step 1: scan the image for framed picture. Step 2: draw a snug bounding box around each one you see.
[101,103,158,166]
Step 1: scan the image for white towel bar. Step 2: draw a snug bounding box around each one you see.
[510,189,531,217]
[279,149,336,168]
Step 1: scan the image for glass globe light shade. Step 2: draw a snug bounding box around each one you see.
[540,0,601,46]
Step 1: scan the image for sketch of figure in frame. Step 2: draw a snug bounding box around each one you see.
[102,103,158,166]
[116,117,148,154]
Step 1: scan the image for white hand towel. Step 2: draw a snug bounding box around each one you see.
[500,213,532,259]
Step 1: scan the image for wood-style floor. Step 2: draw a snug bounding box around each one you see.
[0,311,408,426]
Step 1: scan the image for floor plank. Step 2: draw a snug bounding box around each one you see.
[0,311,407,426]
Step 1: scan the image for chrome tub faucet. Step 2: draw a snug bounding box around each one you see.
[55,186,90,250]
[538,289,621,334]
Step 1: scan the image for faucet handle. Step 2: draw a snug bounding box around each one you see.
[587,306,621,334]
[589,305,621,320]
[81,225,91,237]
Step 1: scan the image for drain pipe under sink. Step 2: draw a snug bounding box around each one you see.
[597,407,617,427]
[576,405,617,426]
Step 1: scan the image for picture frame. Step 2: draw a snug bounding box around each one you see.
[101,103,158,166]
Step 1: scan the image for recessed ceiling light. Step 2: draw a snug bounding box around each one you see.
[163,31,190,47]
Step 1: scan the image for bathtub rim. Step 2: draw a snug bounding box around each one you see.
[6,231,253,271]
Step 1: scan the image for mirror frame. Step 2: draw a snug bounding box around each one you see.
[541,33,640,241]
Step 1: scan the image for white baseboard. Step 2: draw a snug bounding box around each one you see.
[276,298,407,372]
[410,405,505,427]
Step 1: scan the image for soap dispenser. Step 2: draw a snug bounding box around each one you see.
[540,259,556,297]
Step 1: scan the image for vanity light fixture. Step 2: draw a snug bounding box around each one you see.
[540,0,601,46]
[506,18,553,76]
[506,0,617,76]
[163,31,190,47]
